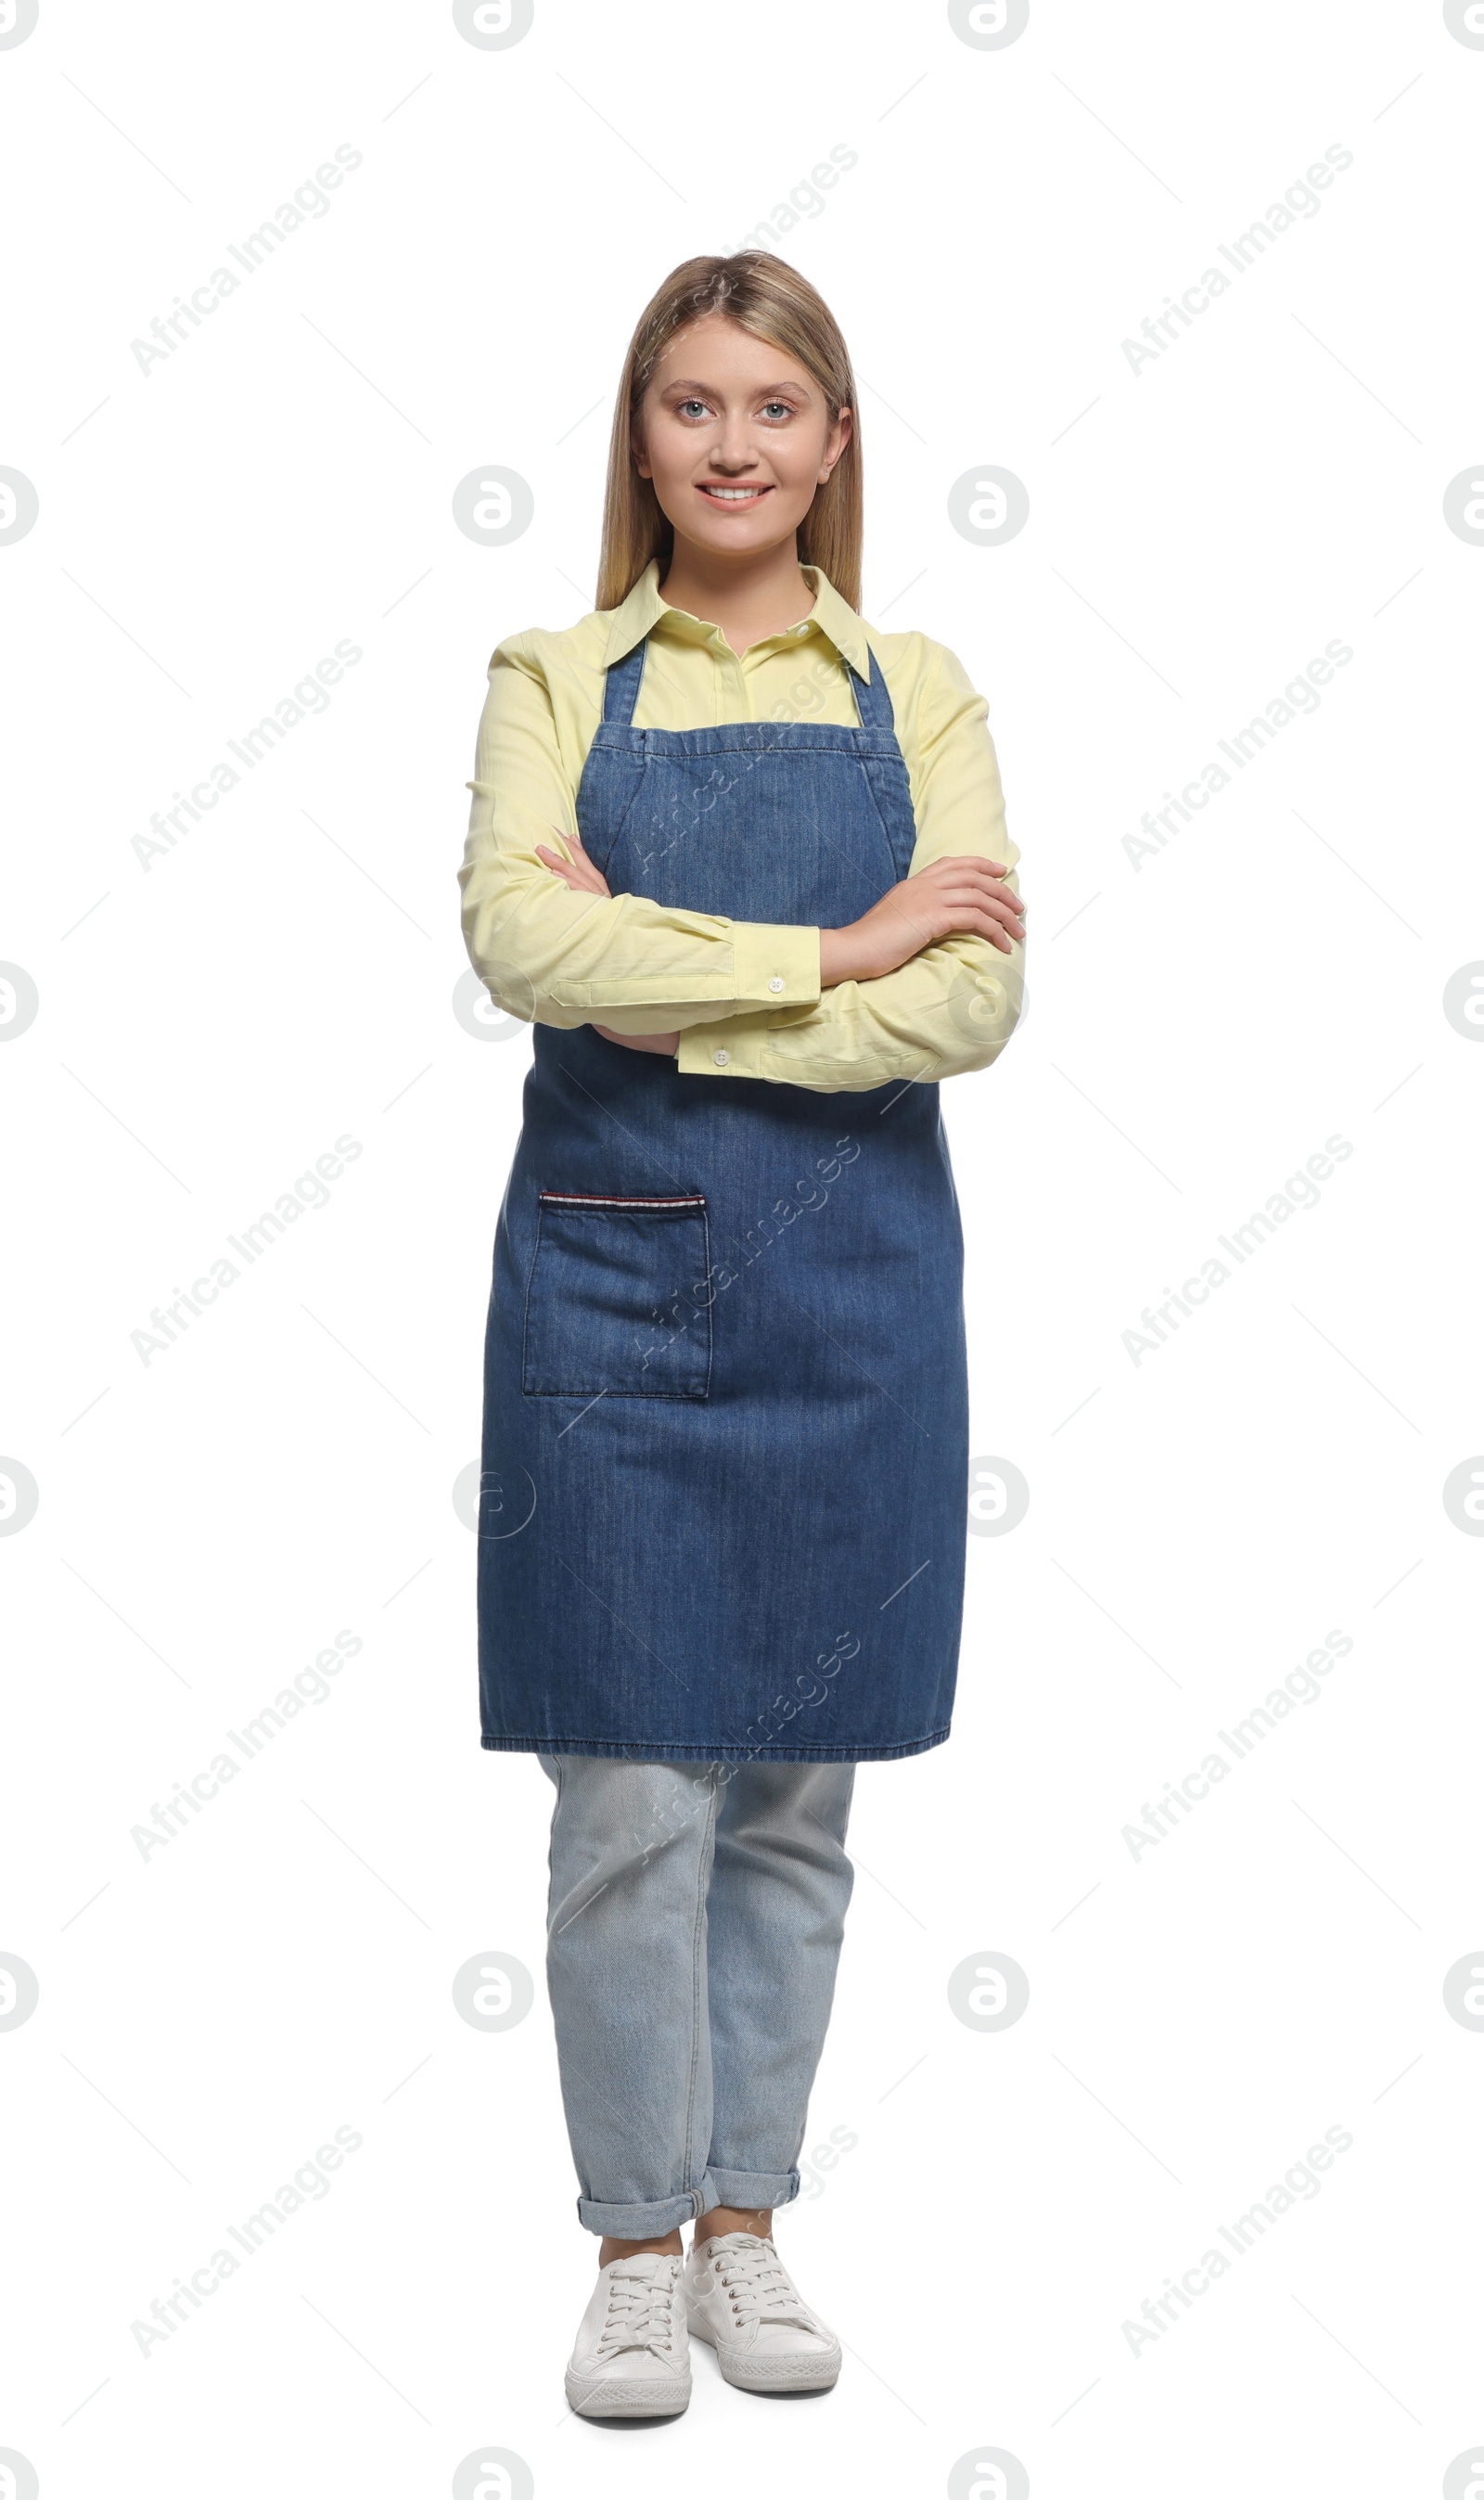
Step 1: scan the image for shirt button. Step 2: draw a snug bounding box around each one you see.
[768,976,784,993]
[713,1049,730,1067]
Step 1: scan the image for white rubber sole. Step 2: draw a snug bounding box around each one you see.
[564,2364,690,2418]
[685,2308,842,2392]
[562,2360,689,2419]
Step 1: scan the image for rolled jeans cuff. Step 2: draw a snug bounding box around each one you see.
[575,2165,802,2238]
[705,2167,801,2214]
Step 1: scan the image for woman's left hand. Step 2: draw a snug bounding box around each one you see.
[536,827,679,1055]
[536,827,611,897]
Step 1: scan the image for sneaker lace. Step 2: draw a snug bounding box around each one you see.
[709,2237,812,2328]
[595,2261,678,2358]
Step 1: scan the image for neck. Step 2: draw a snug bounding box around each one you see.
[656,536,816,657]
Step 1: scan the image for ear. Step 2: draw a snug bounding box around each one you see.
[820,404,853,480]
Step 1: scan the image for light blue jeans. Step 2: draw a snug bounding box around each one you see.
[538,1754,856,2237]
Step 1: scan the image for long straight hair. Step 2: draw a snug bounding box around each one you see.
[595,254,864,615]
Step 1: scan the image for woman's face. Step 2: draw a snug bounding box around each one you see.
[633,312,851,562]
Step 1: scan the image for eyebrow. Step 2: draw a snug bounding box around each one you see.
[657,377,812,398]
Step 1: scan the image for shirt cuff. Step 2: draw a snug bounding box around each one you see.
[676,927,818,1077]
[729,921,820,1013]
[674,1013,773,1079]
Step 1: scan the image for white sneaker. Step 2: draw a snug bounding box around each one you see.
[564,2251,691,2417]
[684,2231,842,2392]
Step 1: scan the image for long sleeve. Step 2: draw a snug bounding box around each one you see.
[674,640,1024,1093]
[457,638,822,1034]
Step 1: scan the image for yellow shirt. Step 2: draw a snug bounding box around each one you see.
[457,558,1024,1094]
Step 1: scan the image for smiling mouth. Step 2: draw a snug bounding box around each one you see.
[697,482,773,503]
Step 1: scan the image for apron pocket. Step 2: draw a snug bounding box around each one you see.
[522,1192,712,1400]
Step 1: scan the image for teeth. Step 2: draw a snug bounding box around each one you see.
[705,486,764,499]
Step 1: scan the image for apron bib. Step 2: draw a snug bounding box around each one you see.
[477,630,969,1761]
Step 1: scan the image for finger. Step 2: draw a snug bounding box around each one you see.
[929,869,1022,902]
[937,868,1024,906]
[946,916,1013,954]
[922,854,1016,880]
[538,842,604,892]
[936,863,1022,899]
[932,885,1025,928]
[929,904,1021,948]
[964,900,1024,940]
[970,904,1024,941]
[961,910,1019,950]
[922,876,1021,917]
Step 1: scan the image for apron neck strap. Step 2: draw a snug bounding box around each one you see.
[850,640,895,732]
[601,635,647,726]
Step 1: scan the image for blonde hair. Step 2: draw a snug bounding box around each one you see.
[595,253,863,614]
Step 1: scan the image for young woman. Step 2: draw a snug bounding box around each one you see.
[458,253,1025,2418]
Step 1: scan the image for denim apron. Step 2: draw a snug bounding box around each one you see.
[477,627,968,1762]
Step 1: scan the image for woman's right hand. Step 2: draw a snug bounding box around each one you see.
[820,855,1026,988]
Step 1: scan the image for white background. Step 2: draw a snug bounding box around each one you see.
[4,2,1482,2494]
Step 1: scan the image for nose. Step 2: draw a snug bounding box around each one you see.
[708,418,759,474]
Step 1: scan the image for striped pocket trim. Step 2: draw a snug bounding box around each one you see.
[537,1189,706,1210]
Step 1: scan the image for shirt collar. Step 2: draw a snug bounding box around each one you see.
[602,556,871,679]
